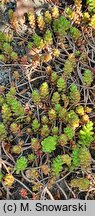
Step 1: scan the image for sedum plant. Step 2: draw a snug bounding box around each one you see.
[53,16,70,36]
[62,154,72,167]
[57,77,66,92]
[28,11,35,30]
[32,90,41,104]
[6,87,24,117]
[90,14,95,28]
[63,59,74,78]
[39,82,49,100]
[15,157,28,174]
[2,103,12,123]
[32,34,44,49]
[82,69,93,86]
[48,109,56,122]
[32,119,40,132]
[41,125,50,137]
[41,115,49,125]
[86,0,95,13]
[58,134,68,146]
[70,178,90,190]
[0,172,3,182]
[51,6,59,19]
[41,136,57,153]
[44,30,53,45]
[52,126,59,135]
[37,15,45,31]
[66,110,79,130]
[72,148,80,168]
[31,138,41,151]
[76,105,85,116]
[51,92,60,105]
[70,26,81,40]
[4,174,14,187]
[51,155,63,176]
[0,123,7,142]
[44,11,52,24]
[69,84,80,104]
[79,147,91,169]
[64,127,74,140]
[78,121,94,147]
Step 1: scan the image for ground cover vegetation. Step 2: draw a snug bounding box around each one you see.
[0,0,95,200]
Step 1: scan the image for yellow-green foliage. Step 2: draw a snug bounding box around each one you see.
[69,84,80,104]
[39,82,49,100]
[82,70,93,86]
[70,178,90,190]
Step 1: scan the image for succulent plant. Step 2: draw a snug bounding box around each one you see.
[3,42,12,55]
[58,134,68,146]
[70,26,81,40]
[44,11,52,24]
[78,121,94,147]
[0,172,3,182]
[64,59,74,78]
[50,72,58,84]
[53,16,70,36]
[70,178,90,190]
[51,6,59,19]
[11,98,25,116]
[53,48,60,57]
[0,123,7,142]
[79,147,91,169]
[32,119,40,132]
[55,103,61,114]
[64,127,74,140]
[61,93,69,108]
[62,154,72,167]
[82,69,93,86]
[32,34,44,49]
[31,138,40,151]
[44,30,53,45]
[28,11,35,30]
[58,107,67,121]
[69,84,80,104]
[12,145,22,154]
[76,105,85,116]
[10,51,18,61]
[65,7,74,20]
[83,12,90,22]
[39,82,49,100]
[15,157,28,174]
[27,154,35,162]
[90,14,95,28]
[52,126,58,135]
[41,125,50,137]
[52,92,60,105]
[51,155,63,176]
[32,90,41,104]
[72,148,80,168]
[4,174,14,187]
[10,123,20,134]
[0,54,5,62]
[37,15,45,31]
[41,136,57,153]
[27,41,33,50]
[57,77,66,92]
[48,109,56,122]
[66,110,79,129]
[41,115,49,124]
[2,103,12,123]
[6,88,24,117]
[86,0,95,13]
